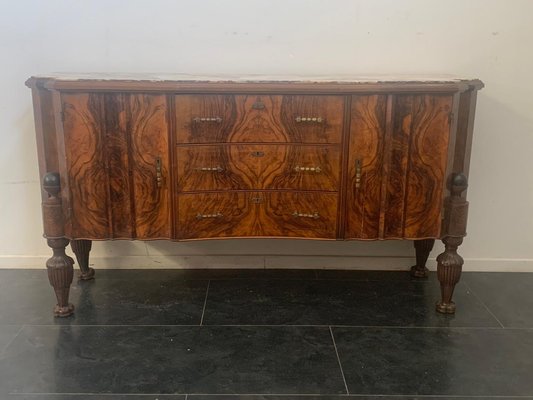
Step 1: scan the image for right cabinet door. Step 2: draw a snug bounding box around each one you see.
[345,94,454,239]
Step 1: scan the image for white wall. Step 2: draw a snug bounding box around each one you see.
[0,0,532,271]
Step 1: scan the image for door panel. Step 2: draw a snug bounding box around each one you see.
[345,94,453,239]
[345,95,387,239]
[62,93,171,239]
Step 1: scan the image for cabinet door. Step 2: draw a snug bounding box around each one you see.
[345,94,453,239]
[61,93,171,239]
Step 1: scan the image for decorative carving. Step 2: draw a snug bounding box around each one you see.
[42,172,74,317]
[410,239,435,278]
[436,173,469,314]
[70,239,94,280]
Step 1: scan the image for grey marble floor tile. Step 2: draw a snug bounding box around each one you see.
[0,325,345,395]
[333,327,533,397]
[203,279,499,327]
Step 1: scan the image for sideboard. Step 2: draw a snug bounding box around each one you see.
[25,74,483,317]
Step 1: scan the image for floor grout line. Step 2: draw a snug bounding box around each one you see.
[9,323,522,329]
[329,326,350,395]
[463,280,505,328]
[0,324,24,355]
[200,280,210,326]
[184,394,188,400]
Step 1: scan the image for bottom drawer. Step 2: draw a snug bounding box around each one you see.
[177,192,338,239]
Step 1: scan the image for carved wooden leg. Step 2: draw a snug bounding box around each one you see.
[436,173,469,314]
[410,239,435,278]
[71,239,95,280]
[46,238,75,317]
[436,236,463,314]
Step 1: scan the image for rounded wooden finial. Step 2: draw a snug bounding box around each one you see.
[450,173,468,196]
[43,172,61,197]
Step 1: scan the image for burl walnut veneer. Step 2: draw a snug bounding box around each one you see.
[26,74,483,317]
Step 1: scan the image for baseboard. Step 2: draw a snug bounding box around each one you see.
[1,255,533,272]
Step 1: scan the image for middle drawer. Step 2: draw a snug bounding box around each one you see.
[176,144,340,192]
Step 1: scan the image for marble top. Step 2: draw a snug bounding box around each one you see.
[31,73,477,84]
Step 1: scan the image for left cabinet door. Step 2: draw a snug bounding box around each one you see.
[61,93,171,239]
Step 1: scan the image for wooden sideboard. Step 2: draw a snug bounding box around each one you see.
[26,74,483,317]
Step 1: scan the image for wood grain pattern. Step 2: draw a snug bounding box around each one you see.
[402,95,453,238]
[62,93,171,239]
[62,93,109,237]
[175,95,344,144]
[345,94,453,239]
[177,144,340,191]
[345,95,387,239]
[178,191,337,239]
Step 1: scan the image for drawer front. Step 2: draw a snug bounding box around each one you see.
[177,144,340,191]
[177,192,338,239]
[175,95,344,144]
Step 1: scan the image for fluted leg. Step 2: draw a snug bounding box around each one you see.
[46,238,75,317]
[71,239,95,280]
[436,236,464,314]
[410,239,435,278]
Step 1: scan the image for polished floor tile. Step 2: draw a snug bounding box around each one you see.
[0,325,21,353]
[463,272,533,328]
[333,327,533,397]
[0,325,345,395]
[0,277,208,325]
[203,279,499,327]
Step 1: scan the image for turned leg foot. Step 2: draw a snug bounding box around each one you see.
[46,238,75,317]
[71,239,94,280]
[410,239,435,278]
[436,236,464,314]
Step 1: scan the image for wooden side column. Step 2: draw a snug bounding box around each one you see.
[42,172,75,317]
[436,173,469,314]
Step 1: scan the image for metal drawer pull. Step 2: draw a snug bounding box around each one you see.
[195,166,224,172]
[196,213,223,219]
[355,159,362,188]
[252,101,265,110]
[155,157,163,188]
[294,166,322,173]
[292,211,320,219]
[295,116,324,123]
[192,117,222,123]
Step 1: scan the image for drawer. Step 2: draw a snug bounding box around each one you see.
[175,95,344,144]
[177,191,338,239]
[176,144,340,191]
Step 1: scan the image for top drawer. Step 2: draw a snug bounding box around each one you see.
[175,95,344,144]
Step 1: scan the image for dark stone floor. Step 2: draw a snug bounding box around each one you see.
[1,268,533,399]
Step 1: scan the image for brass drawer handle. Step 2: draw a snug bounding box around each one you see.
[355,159,362,188]
[195,166,224,172]
[295,116,324,123]
[292,211,320,219]
[294,166,322,173]
[193,117,222,123]
[155,157,163,188]
[196,213,223,219]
